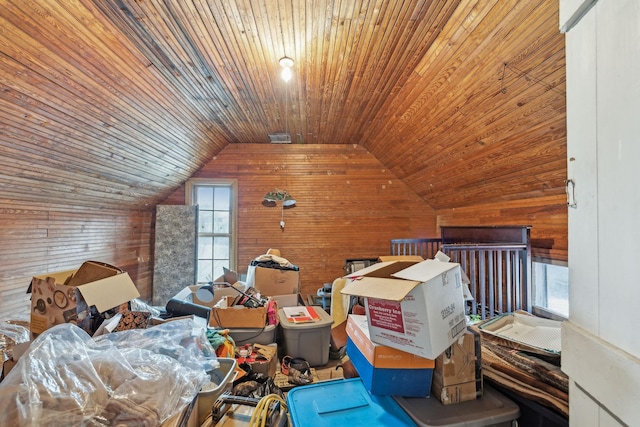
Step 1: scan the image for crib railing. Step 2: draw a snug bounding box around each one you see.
[390,226,532,320]
[442,243,530,319]
[389,238,441,259]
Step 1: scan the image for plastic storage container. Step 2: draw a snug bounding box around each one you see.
[197,357,237,424]
[392,383,520,427]
[227,323,277,346]
[287,378,417,427]
[277,306,333,366]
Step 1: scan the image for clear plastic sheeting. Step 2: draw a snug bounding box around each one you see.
[129,298,163,318]
[0,319,218,426]
[0,319,30,360]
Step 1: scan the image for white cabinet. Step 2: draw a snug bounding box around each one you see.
[565,6,598,334]
[561,0,640,425]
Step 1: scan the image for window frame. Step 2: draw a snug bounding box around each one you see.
[185,178,238,282]
[531,256,569,320]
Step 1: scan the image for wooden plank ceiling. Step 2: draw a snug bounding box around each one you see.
[0,0,565,210]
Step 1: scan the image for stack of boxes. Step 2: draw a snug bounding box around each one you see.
[432,329,483,405]
[345,314,434,396]
[340,257,482,404]
[285,256,518,427]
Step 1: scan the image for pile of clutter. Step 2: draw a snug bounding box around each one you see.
[0,248,306,427]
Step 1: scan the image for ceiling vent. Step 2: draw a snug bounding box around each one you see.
[268,133,292,143]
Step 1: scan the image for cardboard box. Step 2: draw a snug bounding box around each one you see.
[170,285,268,329]
[190,279,247,308]
[431,329,483,405]
[246,265,299,297]
[170,268,247,310]
[346,315,434,397]
[432,377,478,406]
[346,315,434,369]
[270,293,303,308]
[1,341,30,381]
[341,259,466,359]
[434,329,480,386]
[209,296,267,328]
[347,337,433,397]
[28,266,140,338]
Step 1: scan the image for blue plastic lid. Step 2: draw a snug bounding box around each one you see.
[287,378,417,427]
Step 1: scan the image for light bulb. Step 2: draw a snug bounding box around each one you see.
[279,56,294,82]
[281,67,292,82]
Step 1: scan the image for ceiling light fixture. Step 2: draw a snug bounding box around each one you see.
[279,56,294,82]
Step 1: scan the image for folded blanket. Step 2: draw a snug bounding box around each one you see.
[250,254,299,271]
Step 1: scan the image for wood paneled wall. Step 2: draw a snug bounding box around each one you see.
[0,143,566,320]
[0,204,153,320]
[436,194,568,261]
[162,143,439,296]
[162,143,568,297]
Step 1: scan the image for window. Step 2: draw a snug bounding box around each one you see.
[185,179,237,284]
[532,258,569,319]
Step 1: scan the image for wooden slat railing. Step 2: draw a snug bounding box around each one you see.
[442,243,530,319]
[390,226,532,320]
[389,238,442,260]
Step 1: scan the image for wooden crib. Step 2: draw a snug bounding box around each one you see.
[390,226,532,320]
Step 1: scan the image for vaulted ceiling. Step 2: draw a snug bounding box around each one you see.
[0,0,565,210]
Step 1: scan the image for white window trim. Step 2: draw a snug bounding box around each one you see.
[531,256,568,321]
[185,178,239,273]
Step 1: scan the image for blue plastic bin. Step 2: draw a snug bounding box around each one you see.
[287,378,417,427]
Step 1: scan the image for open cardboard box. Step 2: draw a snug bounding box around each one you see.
[247,266,299,298]
[209,296,267,328]
[245,250,301,308]
[190,280,247,308]
[342,259,466,359]
[28,262,140,339]
[170,280,269,329]
[189,268,249,308]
